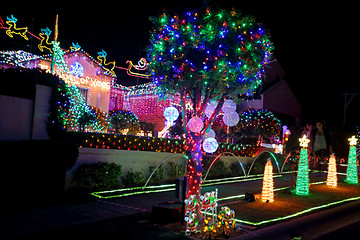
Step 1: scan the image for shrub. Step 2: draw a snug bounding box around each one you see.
[202,156,232,179]
[149,164,166,184]
[72,162,122,192]
[229,162,246,177]
[121,169,146,187]
[167,162,185,179]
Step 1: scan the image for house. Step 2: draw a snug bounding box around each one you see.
[238,59,301,125]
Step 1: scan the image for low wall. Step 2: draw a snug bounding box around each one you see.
[65,148,255,189]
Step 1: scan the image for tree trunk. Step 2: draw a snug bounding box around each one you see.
[185,133,203,198]
[185,133,204,222]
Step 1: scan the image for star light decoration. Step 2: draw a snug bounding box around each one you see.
[299,135,310,148]
[348,135,358,146]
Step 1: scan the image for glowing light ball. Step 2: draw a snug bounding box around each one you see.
[164,106,179,122]
[223,111,239,127]
[187,117,204,133]
[205,101,218,119]
[222,99,236,113]
[203,128,215,139]
[202,137,219,153]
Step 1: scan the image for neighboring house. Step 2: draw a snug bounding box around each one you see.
[238,59,301,125]
[1,50,115,114]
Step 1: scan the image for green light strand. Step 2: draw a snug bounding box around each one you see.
[233,196,360,226]
[346,146,358,184]
[296,148,310,195]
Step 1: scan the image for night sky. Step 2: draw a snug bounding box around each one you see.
[1,1,358,126]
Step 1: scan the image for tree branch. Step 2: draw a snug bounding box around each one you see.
[180,90,189,137]
[200,93,226,136]
[198,87,210,116]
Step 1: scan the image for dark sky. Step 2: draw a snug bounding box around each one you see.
[1,2,358,126]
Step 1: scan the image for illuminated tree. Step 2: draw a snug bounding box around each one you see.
[262,159,274,202]
[326,154,337,187]
[296,135,310,195]
[346,136,358,184]
[147,6,273,200]
[52,41,106,132]
[109,110,140,134]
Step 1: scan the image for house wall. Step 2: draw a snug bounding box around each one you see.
[64,53,113,113]
[109,87,128,111]
[238,98,263,113]
[0,84,52,141]
[127,95,170,131]
[31,52,113,113]
[32,84,52,140]
[262,80,301,125]
[0,95,33,140]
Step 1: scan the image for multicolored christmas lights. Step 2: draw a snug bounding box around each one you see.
[147,7,273,97]
[146,5,273,199]
[238,108,282,139]
[52,41,107,132]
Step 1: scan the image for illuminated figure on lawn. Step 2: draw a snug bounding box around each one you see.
[346,136,358,184]
[326,154,337,187]
[262,159,274,202]
[184,190,235,235]
[296,135,310,195]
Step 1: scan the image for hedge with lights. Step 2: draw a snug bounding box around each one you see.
[71,132,258,156]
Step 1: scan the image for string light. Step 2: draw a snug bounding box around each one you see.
[239,108,282,139]
[5,15,28,40]
[296,135,310,195]
[96,50,116,76]
[262,159,274,202]
[326,154,337,187]
[346,136,358,184]
[38,27,53,53]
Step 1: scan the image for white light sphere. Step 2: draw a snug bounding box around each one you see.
[202,137,219,153]
[187,117,204,133]
[222,99,237,113]
[204,101,218,119]
[203,128,216,139]
[223,110,240,127]
[164,106,179,122]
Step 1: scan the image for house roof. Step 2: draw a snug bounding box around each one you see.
[63,50,116,77]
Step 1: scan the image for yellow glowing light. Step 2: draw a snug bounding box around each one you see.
[5,15,28,40]
[38,28,53,53]
[326,154,337,188]
[97,50,116,76]
[348,135,358,146]
[261,159,274,203]
[299,135,310,148]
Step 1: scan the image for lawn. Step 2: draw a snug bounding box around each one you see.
[230,181,360,226]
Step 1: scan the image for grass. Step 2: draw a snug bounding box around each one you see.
[230,181,360,225]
